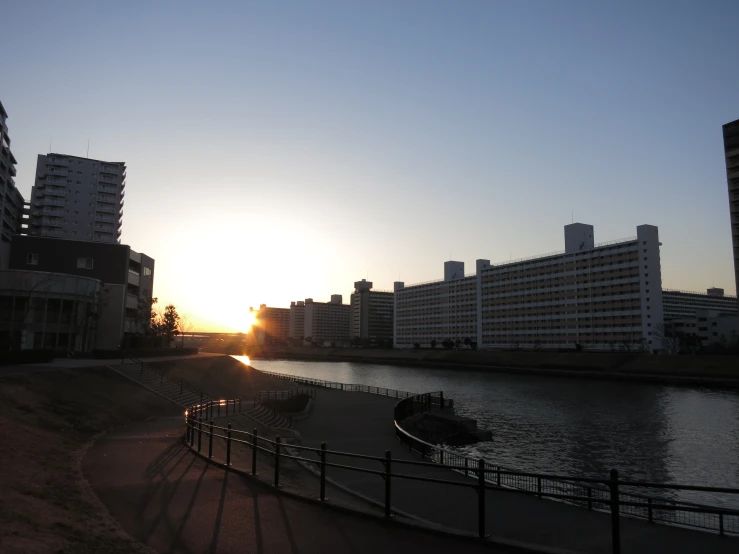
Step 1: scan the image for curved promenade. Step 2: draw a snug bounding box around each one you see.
[83,415,502,554]
[288,385,737,553]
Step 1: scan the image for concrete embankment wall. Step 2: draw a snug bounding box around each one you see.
[245,347,739,388]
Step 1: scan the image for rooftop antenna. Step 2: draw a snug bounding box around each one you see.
[572,211,574,224]
[86,139,90,158]
[48,139,52,154]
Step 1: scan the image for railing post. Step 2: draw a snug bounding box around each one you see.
[197,418,202,452]
[208,420,214,459]
[218,402,221,417]
[588,487,593,510]
[320,442,327,501]
[274,436,281,488]
[440,448,444,465]
[464,458,469,476]
[496,465,501,487]
[440,391,444,411]
[226,399,229,416]
[609,469,621,554]
[478,459,486,539]
[719,512,724,536]
[537,476,542,498]
[180,381,183,395]
[252,428,258,475]
[239,398,242,413]
[647,497,653,522]
[200,391,203,403]
[226,423,232,466]
[385,450,392,518]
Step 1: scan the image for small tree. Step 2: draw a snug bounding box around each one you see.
[464,337,471,349]
[430,339,437,349]
[161,304,180,345]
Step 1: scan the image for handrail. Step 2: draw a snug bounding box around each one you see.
[126,356,204,399]
[391,391,738,537]
[254,369,419,401]
[183,396,739,548]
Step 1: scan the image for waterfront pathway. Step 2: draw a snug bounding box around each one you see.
[83,416,505,554]
[293,386,737,554]
[0,352,225,376]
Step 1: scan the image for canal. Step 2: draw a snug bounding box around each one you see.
[245,357,739,508]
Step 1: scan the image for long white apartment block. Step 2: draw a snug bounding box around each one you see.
[394,224,665,352]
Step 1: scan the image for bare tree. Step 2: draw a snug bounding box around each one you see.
[653,323,679,355]
[178,313,193,348]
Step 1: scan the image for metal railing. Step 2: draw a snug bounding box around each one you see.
[257,389,316,402]
[182,396,739,553]
[125,356,208,403]
[393,392,739,541]
[254,369,420,400]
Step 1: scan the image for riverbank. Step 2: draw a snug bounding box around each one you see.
[241,347,739,388]
[0,366,181,553]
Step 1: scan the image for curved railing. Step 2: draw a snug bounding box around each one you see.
[393,392,739,538]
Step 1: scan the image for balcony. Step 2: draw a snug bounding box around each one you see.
[41,229,62,238]
[46,156,69,166]
[44,197,66,207]
[41,217,63,227]
[94,212,114,222]
[94,223,114,232]
[126,294,138,310]
[96,205,116,214]
[128,271,140,287]
[98,184,117,194]
[41,207,64,216]
[101,164,119,174]
[97,194,116,204]
[45,188,68,197]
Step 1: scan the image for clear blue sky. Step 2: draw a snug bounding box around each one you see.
[4,1,738,331]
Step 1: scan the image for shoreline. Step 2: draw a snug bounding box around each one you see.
[243,349,739,389]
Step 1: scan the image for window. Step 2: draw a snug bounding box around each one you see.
[143,267,152,277]
[77,257,94,269]
[26,253,38,265]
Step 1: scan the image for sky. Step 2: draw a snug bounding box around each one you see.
[3,0,738,332]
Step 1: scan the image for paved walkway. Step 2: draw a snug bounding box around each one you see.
[0,352,225,376]
[83,416,508,554]
[293,386,738,554]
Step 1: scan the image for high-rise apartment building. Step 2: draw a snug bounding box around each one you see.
[724,118,739,302]
[250,304,290,345]
[28,154,125,243]
[0,101,25,257]
[303,295,351,345]
[662,288,737,321]
[395,224,665,352]
[289,300,305,340]
[350,279,394,345]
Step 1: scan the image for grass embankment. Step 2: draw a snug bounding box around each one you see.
[149,355,296,400]
[0,367,181,554]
